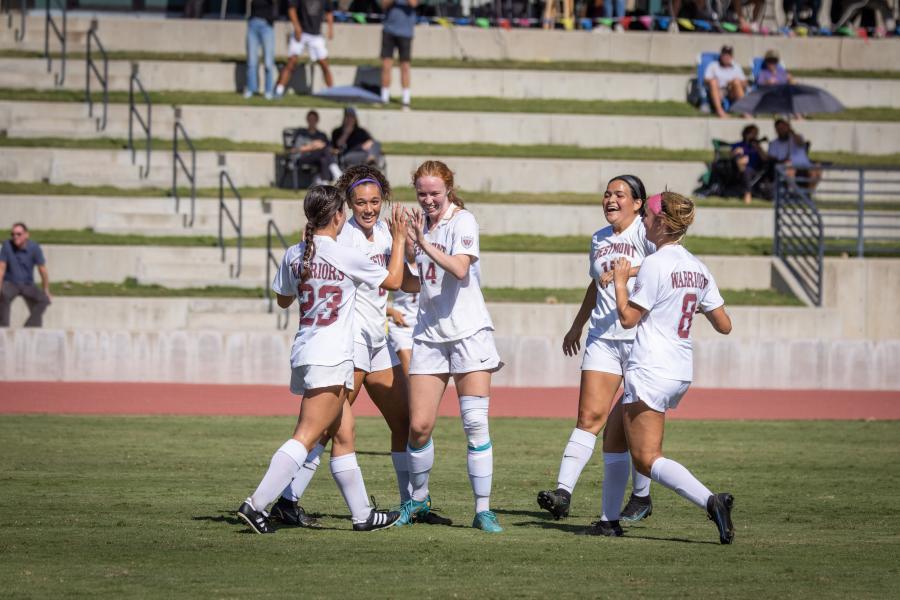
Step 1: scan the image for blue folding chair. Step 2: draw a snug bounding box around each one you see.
[751,56,764,90]
[697,51,731,112]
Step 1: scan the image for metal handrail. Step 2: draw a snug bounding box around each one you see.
[173,108,197,228]
[85,19,108,132]
[266,218,291,329]
[128,63,151,178]
[43,0,65,86]
[218,157,243,279]
[774,166,825,307]
[4,0,25,41]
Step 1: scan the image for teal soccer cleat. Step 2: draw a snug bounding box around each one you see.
[395,497,430,526]
[472,510,503,533]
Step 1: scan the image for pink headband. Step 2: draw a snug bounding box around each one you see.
[349,177,381,192]
[647,194,663,216]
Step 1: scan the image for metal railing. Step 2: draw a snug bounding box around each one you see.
[43,0,65,85]
[217,155,243,279]
[3,0,26,41]
[266,218,291,330]
[85,19,108,132]
[774,166,825,307]
[128,63,151,178]
[172,107,197,227]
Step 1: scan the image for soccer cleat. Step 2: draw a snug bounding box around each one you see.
[411,495,452,526]
[537,488,571,520]
[580,519,624,537]
[269,496,320,528]
[707,493,735,545]
[394,497,430,526]
[237,499,275,534]
[352,507,401,532]
[472,510,503,533]
[620,493,653,522]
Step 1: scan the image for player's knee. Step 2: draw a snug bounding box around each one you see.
[630,451,657,477]
[576,409,605,434]
[460,395,490,448]
[408,418,434,445]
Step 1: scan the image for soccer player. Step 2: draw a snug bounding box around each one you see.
[274,0,334,98]
[604,191,735,544]
[271,166,451,527]
[387,290,417,375]
[537,175,656,524]
[237,185,407,534]
[394,160,504,533]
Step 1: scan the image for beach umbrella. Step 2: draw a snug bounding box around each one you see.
[730,84,845,115]
[314,85,382,104]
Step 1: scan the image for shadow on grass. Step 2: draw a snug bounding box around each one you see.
[493,507,554,520]
[191,511,349,532]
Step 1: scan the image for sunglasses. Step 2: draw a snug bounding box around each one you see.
[10,231,25,237]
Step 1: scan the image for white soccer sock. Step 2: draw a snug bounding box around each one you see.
[328,162,342,180]
[407,439,434,502]
[650,457,713,510]
[631,460,651,497]
[249,439,308,511]
[391,451,412,503]
[461,395,492,513]
[401,88,411,105]
[380,86,390,103]
[281,442,325,502]
[275,83,285,95]
[600,452,630,522]
[330,453,372,524]
[556,428,597,493]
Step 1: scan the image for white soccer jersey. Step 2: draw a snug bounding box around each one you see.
[337,216,393,348]
[626,244,725,381]
[587,218,656,341]
[413,207,493,342]
[273,235,388,368]
[391,290,419,327]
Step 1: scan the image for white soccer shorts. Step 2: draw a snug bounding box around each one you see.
[290,360,354,396]
[388,322,415,353]
[353,341,399,374]
[288,33,328,61]
[409,328,503,375]
[622,367,691,413]
[581,336,633,376]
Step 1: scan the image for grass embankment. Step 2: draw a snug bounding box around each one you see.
[3,87,900,122]
[0,416,897,597]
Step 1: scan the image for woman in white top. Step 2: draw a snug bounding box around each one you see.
[237,185,408,534]
[537,175,658,527]
[610,191,736,544]
[395,160,503,533]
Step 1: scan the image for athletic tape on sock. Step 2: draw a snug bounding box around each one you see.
[460,395,491,448]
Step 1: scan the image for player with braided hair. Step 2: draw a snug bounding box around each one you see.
[605,191,736,544]
[237,185,409,534]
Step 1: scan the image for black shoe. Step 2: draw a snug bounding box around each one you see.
[620,493,653,522]
[707,493,735,545]
[413,509,453,526]
[269,496,320,528]
[580,519,624,537]
[237,500,275,534]
[537,488,571,520]
[352,507,401,532]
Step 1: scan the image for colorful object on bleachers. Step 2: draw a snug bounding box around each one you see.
[561,17,575,31]
[657,16,671,30]
[694,19,712,32]
[837,26,854,36]
[721,22,738,32]
[678,18,695,31]
[598,17,614,28]
[454,18,471,26]
[620,16,633,29]
[499,18,511,30]
[435,17,452,28]
[475,17,490,29]
[580,18,593,31]
[638,16,653,30]
[857,27,868,39]
[351,12,366,24]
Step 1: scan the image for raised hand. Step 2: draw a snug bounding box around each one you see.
[389,204,407,240]
[613,257,632,288]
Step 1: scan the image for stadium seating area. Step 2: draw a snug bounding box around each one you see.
[1,12,898,390]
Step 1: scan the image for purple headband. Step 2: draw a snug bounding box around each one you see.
[349,177,382,192]
[647,194,663,216]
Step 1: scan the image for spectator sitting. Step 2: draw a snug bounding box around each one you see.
[331,107,385,169]
[0,222,51,328]
[768,119,821,190]
[757,50,794,86]
[731,124,771,204]
[291,110,342,184]
[704,45,749,119]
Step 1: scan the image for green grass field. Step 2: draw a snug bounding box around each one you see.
[0,416,897,597]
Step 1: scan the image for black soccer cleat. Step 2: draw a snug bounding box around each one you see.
[269,496,321,528]
[707,492,735,545]
[580,519,624,537]
[537,488,571,520]
[413,510,453,526]
[352,507,401,532]
[237,500,275,534]
[620,493,653,522]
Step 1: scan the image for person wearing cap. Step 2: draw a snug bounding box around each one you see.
[757,50,794,87]
[703,45,749,119]
[331,107,384,169]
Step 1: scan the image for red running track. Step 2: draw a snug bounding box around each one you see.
[1,382,898,420]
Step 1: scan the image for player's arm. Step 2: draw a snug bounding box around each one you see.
[703,306,732,335]
[562,281,595,357]
[613,257,646,329]
[276,293,295,309]
[599,265,639,288]
[407,208,471,280]
[401,264,420,292]
[380,204,409,291]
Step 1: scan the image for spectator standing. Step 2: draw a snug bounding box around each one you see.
[381,0,417,110]
[245,0,278,100]
[731,124,770,204]
[757,50,794,86]
[604,0,626,30]
[291,110,343,184]
[731,0,765,31]
[275,0,335,98]
[704,45,749,119]
[0,223,51,328]
[332,107,384,168]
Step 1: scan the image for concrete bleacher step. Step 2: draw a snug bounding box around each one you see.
[1,14,895,71]
[4,100,899,155]
[4,56,898,108]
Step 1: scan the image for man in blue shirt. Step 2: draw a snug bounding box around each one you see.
[0,222,52,327]
[380,0,417,110]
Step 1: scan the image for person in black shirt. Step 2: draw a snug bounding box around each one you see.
[275,0,335,98]
[331,107,384,169]
[245,0,278,99]
[291,110,342,183]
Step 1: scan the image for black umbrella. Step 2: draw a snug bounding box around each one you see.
[730,84,845,116]
[313,85,383,104]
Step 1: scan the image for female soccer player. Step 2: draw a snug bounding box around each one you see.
[537,175,656,524]
[394,160,504,533]
[607,191,735,544]
[237,185,408,534]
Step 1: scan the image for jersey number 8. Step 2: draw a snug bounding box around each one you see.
[298,283,342,327]
[678,293,697,339]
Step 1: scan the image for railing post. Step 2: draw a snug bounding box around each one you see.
[856,168,865,258]
[14,0,25,41]
[773,167,782,258]
[128,62,135,157]
[218,154,226,264]
[173,106,181,214]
